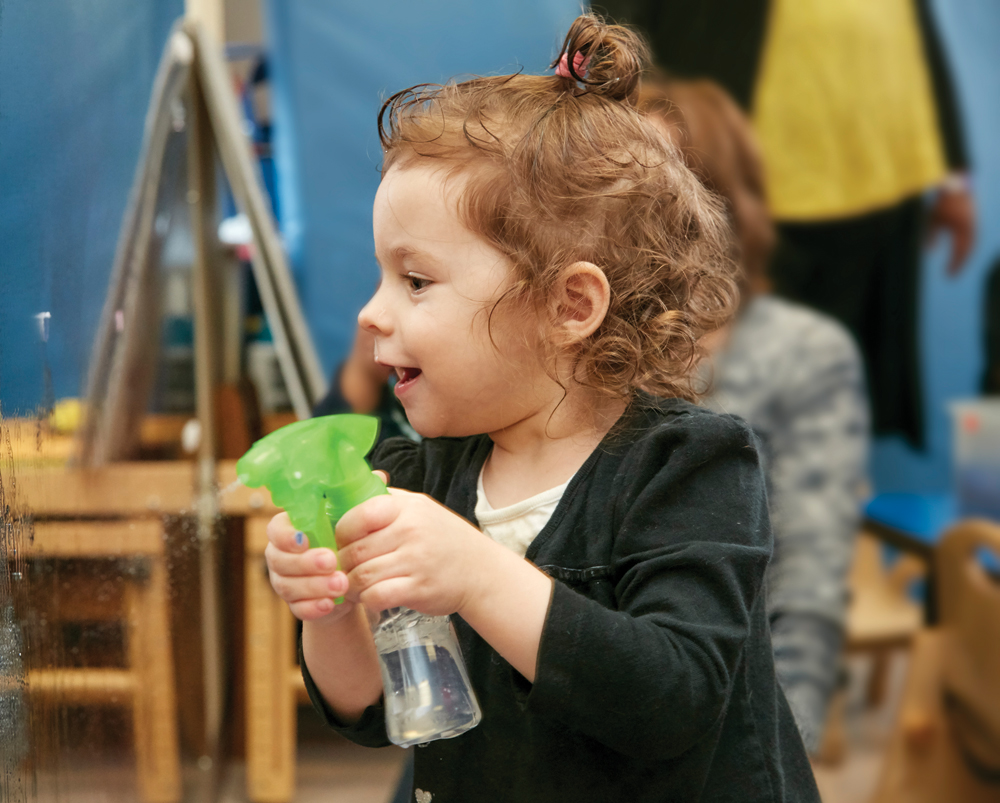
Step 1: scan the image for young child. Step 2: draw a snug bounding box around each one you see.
[264,14,819,802]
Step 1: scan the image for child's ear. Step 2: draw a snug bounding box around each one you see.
[552,262,611,344]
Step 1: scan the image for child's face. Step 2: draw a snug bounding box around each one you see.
[359,162,556,439]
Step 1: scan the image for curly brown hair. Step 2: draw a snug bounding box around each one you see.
[377,14,740,404]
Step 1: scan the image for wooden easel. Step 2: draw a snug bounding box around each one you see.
[71,5,325,800]
[78,18,325,465]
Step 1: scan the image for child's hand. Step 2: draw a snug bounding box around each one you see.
[335,488,490,617]
[264,512,353,622]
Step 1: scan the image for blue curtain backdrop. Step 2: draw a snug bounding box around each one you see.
[869,0,1000,494]
[0,0,184,415]
[261,0,581,380]
[265,0,1000,496]
[2,0,994,497]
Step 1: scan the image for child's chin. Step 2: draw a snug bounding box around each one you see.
[397,407,438,439]
[404,410,465,441]
[409,420,447,440]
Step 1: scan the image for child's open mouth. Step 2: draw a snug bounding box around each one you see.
[394,366,422,393]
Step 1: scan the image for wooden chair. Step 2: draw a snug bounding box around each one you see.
[846,531,926,707]
[870,519,1000,803]
[16,446,303,803]
[24,520,181,802]
[815,530,926,764]
[14,459,197,802]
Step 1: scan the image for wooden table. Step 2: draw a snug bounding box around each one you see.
[14,461,195,803]
[10,444,308,803]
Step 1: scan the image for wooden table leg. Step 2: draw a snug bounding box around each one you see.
[245,518,296,802]
[126,549,182,802]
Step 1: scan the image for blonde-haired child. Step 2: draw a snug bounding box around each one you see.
[265,14,819,802]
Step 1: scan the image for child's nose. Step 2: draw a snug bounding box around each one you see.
[358,294,390,336]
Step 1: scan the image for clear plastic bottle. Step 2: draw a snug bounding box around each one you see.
[237,414,483,748]
[369,606,481,747]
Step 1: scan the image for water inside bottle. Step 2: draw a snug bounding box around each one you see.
[371,608,481,748]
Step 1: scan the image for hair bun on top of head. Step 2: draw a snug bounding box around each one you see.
[550,13,649,104]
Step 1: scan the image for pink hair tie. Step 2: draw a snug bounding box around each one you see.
[556,51,590,80]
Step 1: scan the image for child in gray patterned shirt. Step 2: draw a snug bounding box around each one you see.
[642,78,870,754]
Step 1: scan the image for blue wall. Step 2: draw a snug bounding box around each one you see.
[0,0,184,415]
[267,2,998,495]
[262,0,582,380]
[870,0,1000,494]
[4,0,991,497]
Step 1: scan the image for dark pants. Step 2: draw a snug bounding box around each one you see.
[984,256,1000,394]
[771,196,926,448]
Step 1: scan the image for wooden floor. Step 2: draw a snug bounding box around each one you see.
[220,652,910,803]
[219,712,408,803]
[813,651,911,803]
[25,651,908,802]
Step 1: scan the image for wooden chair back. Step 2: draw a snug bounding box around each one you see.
[869,518,1000,803]
[936,519,1000,778]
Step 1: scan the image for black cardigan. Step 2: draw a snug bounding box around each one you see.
[301,398,819,802]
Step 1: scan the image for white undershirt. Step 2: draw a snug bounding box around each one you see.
[475,468,568,558]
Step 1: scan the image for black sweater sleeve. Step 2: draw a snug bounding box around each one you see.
[526,413,772,761]
[298,635,392,747]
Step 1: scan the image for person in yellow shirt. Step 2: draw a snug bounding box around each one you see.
[603,0,976,449]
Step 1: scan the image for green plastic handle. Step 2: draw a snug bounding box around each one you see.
[236,414,389,602]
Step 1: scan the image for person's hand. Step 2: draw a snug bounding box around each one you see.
[264,511,354,622]
[926,179,976,275]
[335,487,493,617]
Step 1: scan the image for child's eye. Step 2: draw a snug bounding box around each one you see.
[406,274,431,292]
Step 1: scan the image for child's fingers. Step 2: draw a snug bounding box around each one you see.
[265,543,338,578]
[288,596,354,622]
[266,512,310,553]
[269,568,349,603]
[336,493,400,547]
[356,576,412,614]
[336,521,403,574]
[373,469,389,485]
[345,551,407,599]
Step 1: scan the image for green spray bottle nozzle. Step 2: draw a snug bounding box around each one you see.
[236,414,389,568]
